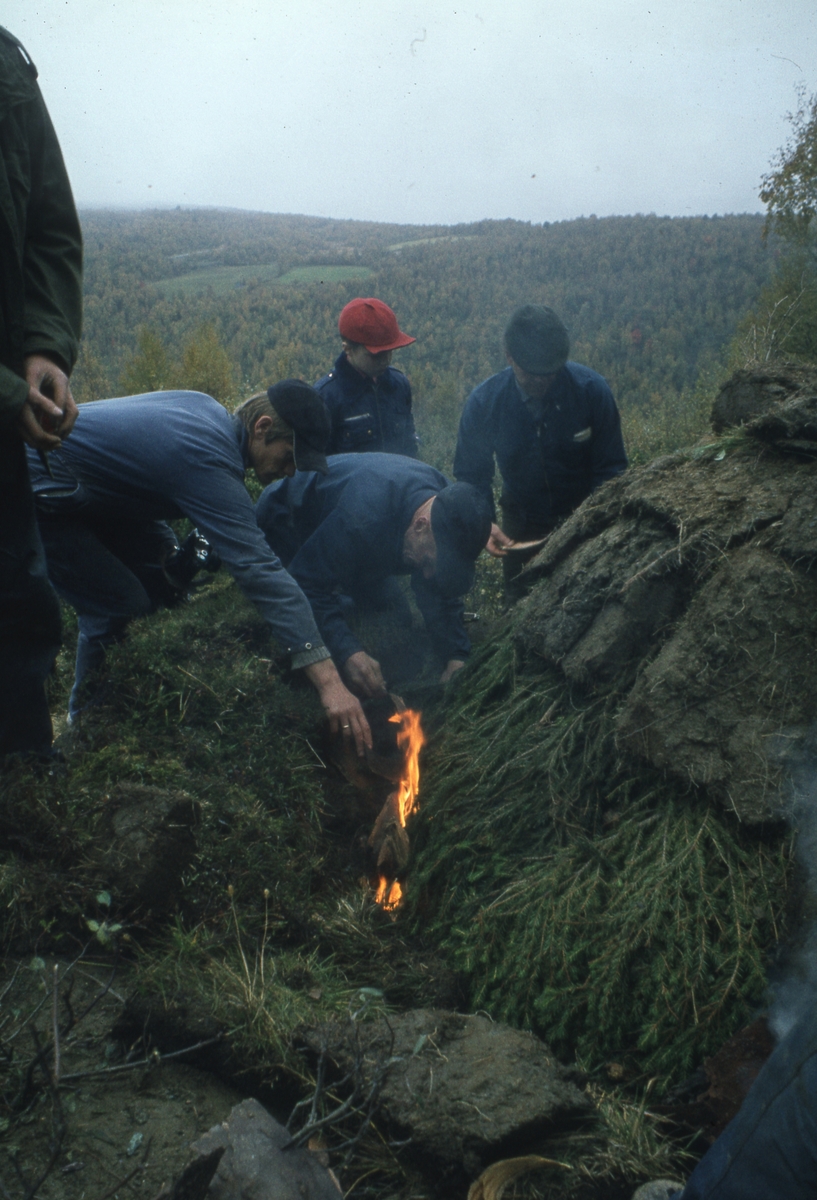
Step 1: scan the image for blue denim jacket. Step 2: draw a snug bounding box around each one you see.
[255,453,470,667]
[27,391,328,667]
[315,353,418,458]
[454,363,627,524]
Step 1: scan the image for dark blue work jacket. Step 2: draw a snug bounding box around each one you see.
[315,353,418,457]
[26,391,327,666]
[255,453,470,668]
[453,363,627,525]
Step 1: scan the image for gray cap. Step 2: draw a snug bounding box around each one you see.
[504,304,570,375]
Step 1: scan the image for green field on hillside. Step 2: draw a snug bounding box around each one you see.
[276,264,375,284]
[158,261,374,295]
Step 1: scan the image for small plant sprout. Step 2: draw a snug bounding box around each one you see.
[86,917,123,946]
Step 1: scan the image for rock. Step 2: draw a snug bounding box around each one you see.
[93,783,200,913]
[617,544,817,823]
[710,364,817,433]
[152,1147,224,1200]
[747,389,817,449]
[631,1183,685,1200]
[191,1099,340,1200]
[301,1009,590,1184]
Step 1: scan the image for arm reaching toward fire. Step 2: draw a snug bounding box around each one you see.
[344,650,387,698]
[304,658,372,755]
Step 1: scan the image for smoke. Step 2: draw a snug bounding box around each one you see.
[767,724,817,1041]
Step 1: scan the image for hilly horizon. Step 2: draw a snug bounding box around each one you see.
[75,207,777,470]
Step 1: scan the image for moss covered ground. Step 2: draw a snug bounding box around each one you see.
[0,565,710,1197]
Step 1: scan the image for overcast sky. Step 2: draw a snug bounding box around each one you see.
[6,1,816,226]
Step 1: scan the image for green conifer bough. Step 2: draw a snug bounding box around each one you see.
[407,640,790,1083]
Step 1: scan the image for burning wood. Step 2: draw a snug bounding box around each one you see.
[368,792,410,876]
[369,708,425,911]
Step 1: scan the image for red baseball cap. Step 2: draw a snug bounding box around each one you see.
[338,298,416,353]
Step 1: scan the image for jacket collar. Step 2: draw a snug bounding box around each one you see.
[335,351,380,390]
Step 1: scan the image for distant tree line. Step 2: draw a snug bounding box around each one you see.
[72,209,778,468]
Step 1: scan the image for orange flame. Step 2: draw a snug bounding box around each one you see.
[375,708,425,910]
[389,708,425,827]
[375,878,403,911]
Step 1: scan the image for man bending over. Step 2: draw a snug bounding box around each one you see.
[28,381,371,752]
[255,452,492,696]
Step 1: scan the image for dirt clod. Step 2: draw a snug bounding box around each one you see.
[302,1009,590,1186]
[92,783,201,913]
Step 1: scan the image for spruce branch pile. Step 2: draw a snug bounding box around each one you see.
[408,639,791,1083]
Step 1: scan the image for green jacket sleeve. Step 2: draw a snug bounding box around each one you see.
[21,94,83,370]
[0,28,82,433]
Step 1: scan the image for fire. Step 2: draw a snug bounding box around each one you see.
[373,708,425,911]
[374,878,403,911]
[388,708,425,826]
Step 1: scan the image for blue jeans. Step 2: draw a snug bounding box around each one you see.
[676,1003,817,1199]
[37,510,177,719]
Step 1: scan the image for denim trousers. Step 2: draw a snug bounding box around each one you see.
[37,510,176,718]
[675,1003,817,1199]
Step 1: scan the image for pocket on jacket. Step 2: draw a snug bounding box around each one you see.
[338,412,378,450]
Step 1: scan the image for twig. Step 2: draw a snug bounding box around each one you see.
[287,1045,329,1132]
[308,1047,327,1127]
[58,1034,224,1083]
[0,962,22,1007]
[282,1089,359,1149]
[51,964,60,1085]
[97,1165,142,1200]
[12,1031,66,1200]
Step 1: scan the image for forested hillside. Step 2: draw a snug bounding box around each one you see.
[77,208,776,464]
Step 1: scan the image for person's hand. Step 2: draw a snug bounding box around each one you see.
[16,354,78,449]
[440,659,465,684]
[485,523,513,557]
[343,651,387,698]
[304,658,372,755]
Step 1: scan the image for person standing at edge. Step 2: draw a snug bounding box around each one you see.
[0,27,83,762]
[315,297,419,457]
[454,304,627,602]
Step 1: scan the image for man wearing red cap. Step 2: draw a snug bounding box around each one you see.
[315,298,419,458]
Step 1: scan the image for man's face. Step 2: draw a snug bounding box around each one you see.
[344,341,394,378]
[249,431,296,485]
[507,355,556,400]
